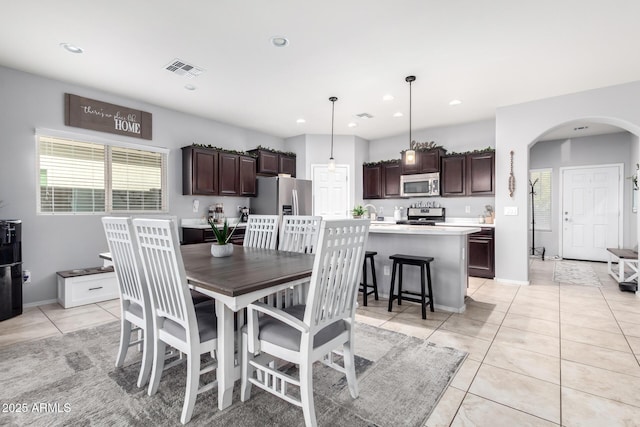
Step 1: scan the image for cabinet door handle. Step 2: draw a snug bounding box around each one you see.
[88,286,103,291]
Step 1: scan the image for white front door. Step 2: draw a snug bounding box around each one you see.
[561,164,622,261]
[312,164,350,219]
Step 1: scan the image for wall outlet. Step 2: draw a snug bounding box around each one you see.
[192,199,199,213]
[383,265,390,276]
[465,205,471,213]
[504,206,518,216]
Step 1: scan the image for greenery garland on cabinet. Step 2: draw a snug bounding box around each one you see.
[190,143,257,157]
[253,145,297,158]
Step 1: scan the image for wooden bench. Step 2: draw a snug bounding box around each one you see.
[607,248,638,283]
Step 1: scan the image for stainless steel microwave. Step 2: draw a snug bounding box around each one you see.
[400,172,440,197]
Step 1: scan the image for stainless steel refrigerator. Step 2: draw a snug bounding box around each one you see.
[252,176,313,216]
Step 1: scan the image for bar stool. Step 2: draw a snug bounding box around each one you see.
[360,251,379,306]
[387,254,434,319]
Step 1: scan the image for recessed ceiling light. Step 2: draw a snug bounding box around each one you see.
[348,122,358,128]
[60,42,83,54]
[184,84,196,91]
[449,99,462,106]
[382,94,394,101]
[393,112,404,118]
[270,36,289,47]
[296,118,306,124]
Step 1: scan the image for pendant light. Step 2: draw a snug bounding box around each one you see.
[404,75,416,165]
[328,96,338,172]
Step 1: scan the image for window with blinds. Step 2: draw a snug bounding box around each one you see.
[38,135,167,214]
[529,168,552,231]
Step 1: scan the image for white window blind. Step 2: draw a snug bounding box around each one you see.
[38,135,167,214]
[529,168,552,231]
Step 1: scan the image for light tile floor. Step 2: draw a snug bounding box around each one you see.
[1,259,639,426]
[358,258,640,426]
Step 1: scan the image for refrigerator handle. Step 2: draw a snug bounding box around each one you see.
[292,189,299,215]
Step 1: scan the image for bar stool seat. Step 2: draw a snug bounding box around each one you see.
[360,251,378,306]
[387,254,434,319]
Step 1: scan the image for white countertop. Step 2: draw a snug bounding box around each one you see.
[369,223,481,235]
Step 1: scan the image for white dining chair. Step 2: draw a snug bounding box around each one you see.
[132,218,218,425]
[278,215,322,254]
[101,216,153,388]
[243,214,279,249]
[241,219,370,427]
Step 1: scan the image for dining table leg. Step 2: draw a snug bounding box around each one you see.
[215,299,235,410]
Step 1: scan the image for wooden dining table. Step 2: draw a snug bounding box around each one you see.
[100,243,314,410]
[178,243,314,410]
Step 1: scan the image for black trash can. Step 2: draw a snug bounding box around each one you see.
[0,220,22,321]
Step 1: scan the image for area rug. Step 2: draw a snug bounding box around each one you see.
[0,320,466,426]
[553,260,602,286]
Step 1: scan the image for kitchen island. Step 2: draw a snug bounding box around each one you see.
[368,223,481,313]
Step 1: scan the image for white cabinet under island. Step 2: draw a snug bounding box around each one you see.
[367,223,481,313]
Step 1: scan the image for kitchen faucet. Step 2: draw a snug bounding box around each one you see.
[363,204,377,220]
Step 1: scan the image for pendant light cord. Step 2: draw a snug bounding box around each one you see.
[329,96,337,159]
[405,75,416,150]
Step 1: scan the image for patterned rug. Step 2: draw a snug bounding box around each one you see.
[553,260,602,286]
[1,320,466,426]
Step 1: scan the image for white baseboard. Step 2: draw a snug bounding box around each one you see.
[495,277,530,286]
[23,298,58,308]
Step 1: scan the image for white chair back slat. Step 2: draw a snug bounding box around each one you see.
[133,219,194,333]
[243,215,279,249]
[102,217,147,310]
[304,220,369,333]
[278,215,322,254]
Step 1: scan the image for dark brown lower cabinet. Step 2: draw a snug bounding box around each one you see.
[182,227,246,245]
[468,228,495,278]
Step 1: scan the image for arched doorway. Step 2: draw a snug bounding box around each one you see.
[527,118,640,277]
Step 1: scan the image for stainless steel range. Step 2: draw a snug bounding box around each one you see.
[396,207,445,226]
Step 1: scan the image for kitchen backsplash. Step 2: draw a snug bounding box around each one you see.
[359,196,495,221]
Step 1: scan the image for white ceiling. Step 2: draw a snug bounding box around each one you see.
[2,1,640,141]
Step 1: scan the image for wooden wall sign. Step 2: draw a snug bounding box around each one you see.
[64,93,152,140]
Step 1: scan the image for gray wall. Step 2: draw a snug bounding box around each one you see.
[530,132,637,256]
[0,65,284,304]
[366,119,496,219]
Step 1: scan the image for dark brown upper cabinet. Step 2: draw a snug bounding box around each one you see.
[441,151,495,197]
[218,152,240,196]
[441,155,466,197]
[249,149,296,177]
[182,146,257,197]
[383,161,402,198]
[363,162,402,199]
[400,148,445,174]
[363,164,383,199]
[239,156,257,196]
[466,151,495,196]
[279,154,296,177]
[182,147,219,195]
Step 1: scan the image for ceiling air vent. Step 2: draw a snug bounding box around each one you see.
[164,59,204,78]
[356,113,374,119]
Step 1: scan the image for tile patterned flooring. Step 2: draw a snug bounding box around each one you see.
[1,258,639,426]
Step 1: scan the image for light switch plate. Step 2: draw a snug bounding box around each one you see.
[192,199,200,213]
[504,206,518,216]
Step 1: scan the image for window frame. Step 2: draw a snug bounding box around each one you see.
[529,168,552,232]
[36,128,169,215]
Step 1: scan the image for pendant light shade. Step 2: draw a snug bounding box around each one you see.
[328,96,338,172]
[405,75,416,165]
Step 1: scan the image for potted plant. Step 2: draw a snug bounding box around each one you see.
[208,219,239,257]
[352,205,366,219]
